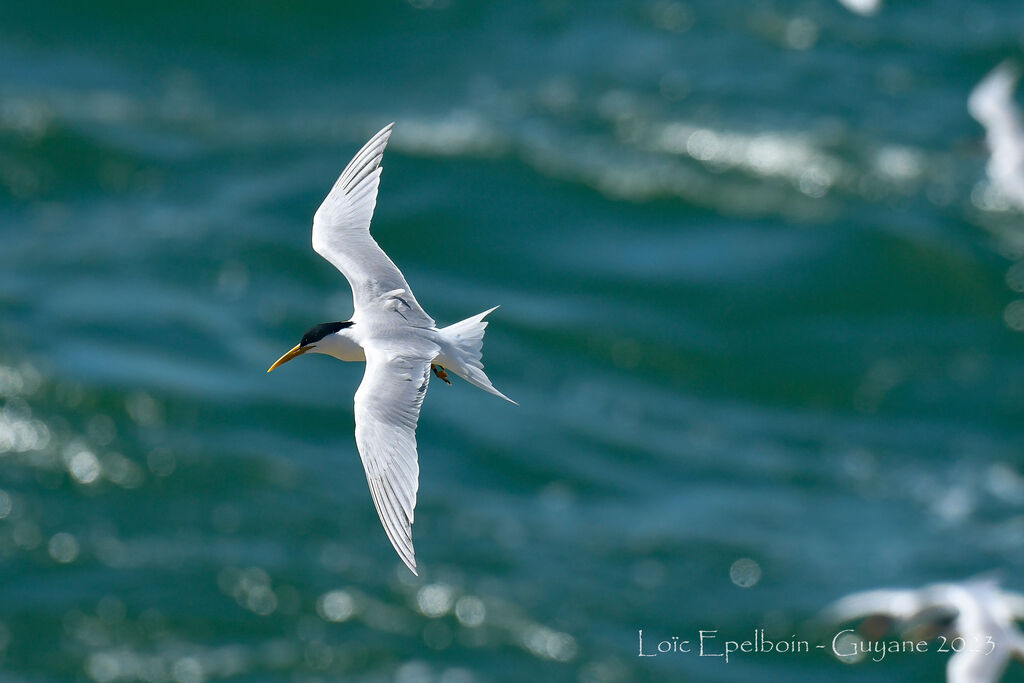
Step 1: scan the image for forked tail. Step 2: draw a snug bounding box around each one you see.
[437,306,517,404]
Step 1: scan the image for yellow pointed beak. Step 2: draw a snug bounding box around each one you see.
[267,344,309,372]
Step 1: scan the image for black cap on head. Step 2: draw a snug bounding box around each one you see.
[300,321,353,347]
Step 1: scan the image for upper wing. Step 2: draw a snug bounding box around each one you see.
[312,123,434,327]
[353,341,438,575]
[969,62,1020,128]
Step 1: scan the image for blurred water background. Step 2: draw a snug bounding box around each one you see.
[3,1,1024,681]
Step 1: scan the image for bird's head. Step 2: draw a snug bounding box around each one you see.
[267,321,354,372]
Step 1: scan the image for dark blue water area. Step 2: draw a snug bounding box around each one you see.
[3,1,1024,681]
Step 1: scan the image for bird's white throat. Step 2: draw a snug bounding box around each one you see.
[311,328,366,362]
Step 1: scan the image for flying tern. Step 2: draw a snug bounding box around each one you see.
[968,61,1024,210]
[268,123,515,574]
[824,578,1024,683]
[838,0,881,16]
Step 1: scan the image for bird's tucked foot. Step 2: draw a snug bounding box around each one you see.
[432,364,451,385]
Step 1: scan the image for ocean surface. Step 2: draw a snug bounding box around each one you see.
[3,1,1024,681]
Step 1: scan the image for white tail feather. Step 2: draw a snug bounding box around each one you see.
[437,306,517,404]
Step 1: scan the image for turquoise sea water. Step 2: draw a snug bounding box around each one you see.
[3,1,1024,681]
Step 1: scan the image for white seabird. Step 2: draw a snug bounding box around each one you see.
[824,577,1024,683]
[968,61,1024,210]
[268,123,516,575]
[838,0,882,16]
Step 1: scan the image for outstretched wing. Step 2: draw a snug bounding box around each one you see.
[312,123,434,326]
[968,62,1024,184]
[968,61,1020,129]
[353,341,437,575]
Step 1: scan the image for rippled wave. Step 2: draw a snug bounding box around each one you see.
[3,1,1024,681]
